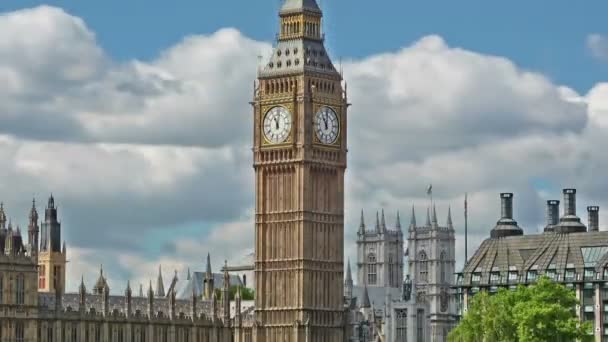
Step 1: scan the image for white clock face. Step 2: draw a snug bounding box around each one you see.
[263,106,292,144]
[314,106,339,144]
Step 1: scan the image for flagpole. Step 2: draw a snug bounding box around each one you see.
[465,193,468,265]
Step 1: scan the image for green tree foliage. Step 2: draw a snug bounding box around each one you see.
[449,277,592,342]
[214,286,255,301]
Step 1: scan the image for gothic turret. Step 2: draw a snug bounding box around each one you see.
[447,206,454,230]
[78,276,87,312]
[125,281,132,318]
[204,253,214,300]
[358,210,366,235]
[156,265,165,298]
[426,208,431,227]
[410,206,417,231]
[395,211,402,232]
[380,209,386,233]
[147,281,154,318]
[41,194,61,252]
[28,199,39,258]
[344,259,353,301]
[375,211,381,233]
[93,265,108,295]
[222,260,231,324]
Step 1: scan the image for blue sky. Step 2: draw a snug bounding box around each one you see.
[0,1,607,290]
[1,0,605,92]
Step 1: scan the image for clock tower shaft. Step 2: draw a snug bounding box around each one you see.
[252,1,348,341]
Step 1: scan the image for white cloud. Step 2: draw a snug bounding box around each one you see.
[1,6,607,291]
[587,34,608,62]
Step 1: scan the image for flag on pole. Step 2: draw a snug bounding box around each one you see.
[426,184,433,196]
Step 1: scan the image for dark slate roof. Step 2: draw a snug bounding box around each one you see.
[280,0,321,14]
[459,231,608,286]
[258,39,338,78]
[177,272,243,300]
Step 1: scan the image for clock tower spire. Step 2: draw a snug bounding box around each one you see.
[252,0,347,341]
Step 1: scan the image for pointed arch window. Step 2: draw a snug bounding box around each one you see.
[419,251,428,282]
[440,251,447,284]
[16,273,25,305]
[367,254,377,285]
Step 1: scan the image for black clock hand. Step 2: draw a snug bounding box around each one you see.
[274,117,279,130]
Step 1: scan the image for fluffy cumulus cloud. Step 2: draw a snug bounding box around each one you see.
[1,6,607,291]
[587,33,608,62]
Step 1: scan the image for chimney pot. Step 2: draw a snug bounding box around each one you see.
[563,189,577,217]
[547,200,560,223]
[500,193,513,219]
[588,206,600,232]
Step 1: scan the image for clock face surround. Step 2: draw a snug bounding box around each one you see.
[263,106,292,144]
[314,106,339,145]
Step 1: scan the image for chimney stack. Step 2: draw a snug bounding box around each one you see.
[563,189,577,217]
[544,200,560,232]
[554,188,587,234]
[501,193,514,219]
[491,193,523,238]
[588,206,600,232]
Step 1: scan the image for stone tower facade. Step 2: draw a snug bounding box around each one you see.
[252,0,347,340]
[0,202,40,342]
[356,210,404,288]
[38,195,67,294]
[408,206,456,341]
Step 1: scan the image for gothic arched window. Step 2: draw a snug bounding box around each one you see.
[16,274,25,305]
[440,251,447,284]
[419,251,428,282]
[368,254,377,285]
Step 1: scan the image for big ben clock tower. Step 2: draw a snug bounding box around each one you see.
[252,0,347,341]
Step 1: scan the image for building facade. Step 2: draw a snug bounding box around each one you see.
[0,197,256,342]
[347,208,457,342]
[456,189,608,342]
[252,0,348,341]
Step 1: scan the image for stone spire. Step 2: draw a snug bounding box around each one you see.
[447,206,453,228]
[28,198,39,257]
[125,280,132,318]
[204,253,215,300]
[362,284,371,308]
[344,259,353,301]
[375,211,381,233]
[147,280,154,318]
[223,260,231,324]
[139,284,144,297]
[156,265,165,298]
[426,208,431,227]
[432,205,438,225]
[395,211,402,231]
[410,206,416,229]
[380,209,386,233]
[79,275,86,312]
[358,210,366,235]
